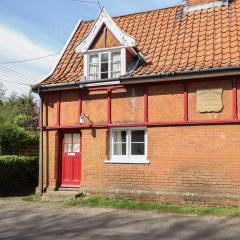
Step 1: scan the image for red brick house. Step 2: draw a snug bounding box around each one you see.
[33,0,240,205]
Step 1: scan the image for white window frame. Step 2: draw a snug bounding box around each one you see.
[105,127,149,164]
[84,47,126,80]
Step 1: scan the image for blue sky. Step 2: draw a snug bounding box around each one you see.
[0,0,179,95]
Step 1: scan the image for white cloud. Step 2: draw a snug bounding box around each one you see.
[0,23,60,95]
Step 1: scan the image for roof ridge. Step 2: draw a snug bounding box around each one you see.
[80,4,182,23]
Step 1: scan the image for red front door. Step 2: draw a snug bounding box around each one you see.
[61,133,81,187]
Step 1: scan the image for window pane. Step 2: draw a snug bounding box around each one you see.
[73,143,80,153]
[73,134,80,143]
[131,143,145,155]
[113,131,126,143]
[64,143,72,153]
[101,53,108,62]
[111,52,120,61]
[89,65,98,74]
[111,62,120,72]
[113,143,126,155]
[111,71,120,78]
[90,55,98,64]
[101,72,108,79]
[64,134,72,143]
[89,74,98,80]
[101,62,108,72]
[131,130,145,142]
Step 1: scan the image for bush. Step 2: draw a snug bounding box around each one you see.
[0,155,38,195]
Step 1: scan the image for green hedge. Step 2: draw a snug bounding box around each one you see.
[0,155,38,194]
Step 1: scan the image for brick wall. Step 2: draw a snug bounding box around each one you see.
[80,125,240,205]
[42,79,240,205]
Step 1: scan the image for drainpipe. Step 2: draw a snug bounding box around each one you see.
[38,88,44,195]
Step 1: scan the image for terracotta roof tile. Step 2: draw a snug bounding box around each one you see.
[41,0,240,84]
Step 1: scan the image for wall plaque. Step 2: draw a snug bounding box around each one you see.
[196,89,223,113]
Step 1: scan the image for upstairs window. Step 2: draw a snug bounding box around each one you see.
[88,51,121,80]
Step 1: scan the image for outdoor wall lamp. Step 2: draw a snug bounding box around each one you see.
[79,113,89,124]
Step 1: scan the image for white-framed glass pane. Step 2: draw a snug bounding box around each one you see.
[113,131,126,143]
[73,134,80,143]
[64,143,72,153]
[64,134,72,143]
[131,130,145,142]
[90,54,99,64]
[113,143,126,155]
[73,143,80,153]
[89,74,98,80]
[111,52,121,62]
[113,130,127,156]
[89,65,98,74]
[111,71,120,78]
[131,130,145,156]
[131,143,145,155]
[101,53,108,62]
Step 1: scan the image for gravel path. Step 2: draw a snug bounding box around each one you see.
[0,197,240,240]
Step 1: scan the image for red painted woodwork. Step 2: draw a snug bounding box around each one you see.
[46,119,240,131]
[184,82,188,122]
[107,89,111,124]
[144,87,148,123]
[56,93,61,126]
[232,79,238,120]
[78,91,82,124]
[61,133,81,187]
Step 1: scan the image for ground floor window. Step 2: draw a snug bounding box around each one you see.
[107,128,149,164]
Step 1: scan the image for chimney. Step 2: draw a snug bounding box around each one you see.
[185,0,228,12]
[187,0,222,6]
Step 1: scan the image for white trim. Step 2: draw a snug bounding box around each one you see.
[83,53,88,79]
[75,8,135,53]
[108,127,148,164]
[104,160,150,164]
[121,48,126,75]
[81,81,120,87]
[38,19,82,84]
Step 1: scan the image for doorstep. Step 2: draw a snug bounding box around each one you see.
[42,188,81,202]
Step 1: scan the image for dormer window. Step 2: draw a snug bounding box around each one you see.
[75,8,137,82]
[88,50,121,80]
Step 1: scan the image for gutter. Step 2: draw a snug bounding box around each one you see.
[38,89,44,195]
[32,66,240,92]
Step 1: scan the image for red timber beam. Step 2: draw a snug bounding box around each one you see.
[45,119,240,130]
[232,79,238,120]
[78,90,82,125]
[56,92,61,126]
[184,82,188,122]
[144,86,149,123]
[107,89,112,125]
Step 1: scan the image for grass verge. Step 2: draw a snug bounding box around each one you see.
[22,195,41,203]
[63,197,240,217]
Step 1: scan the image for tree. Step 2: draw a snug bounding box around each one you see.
[0,91,39,154]
[0,83,6,103]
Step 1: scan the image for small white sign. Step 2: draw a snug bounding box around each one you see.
[68,153,76,156]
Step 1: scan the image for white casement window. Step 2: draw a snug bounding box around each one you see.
[106,128,149,164]
[88,50,122,80]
